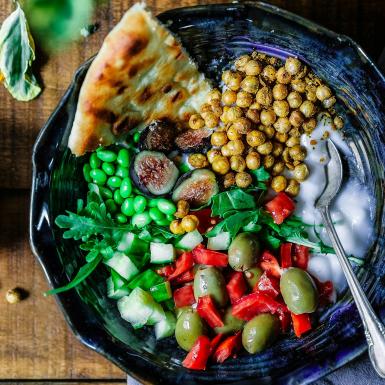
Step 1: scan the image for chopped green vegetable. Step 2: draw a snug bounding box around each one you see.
[127,269,163,290]
[155,311,176,340]
[150,281,172,302]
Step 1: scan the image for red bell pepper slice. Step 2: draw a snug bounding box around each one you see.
[226,272,247,304]
[260,250,282,278]
[280,243,293,268]
[173,285,195,308]
[232,292,286,321]
[291,313,312,337]
[293,244,309,270]
[168,252,193,280]
[212,332,242,363]
[182,335,211,370]
[192,245,228,267]
[173,269,194,284]
[197,295,224,328]
[253,272,280,298]
[156,264,175,278]
[312,277,334,306]
[209,333,224,354]
[265,192,295,224]
[194,208,219,233]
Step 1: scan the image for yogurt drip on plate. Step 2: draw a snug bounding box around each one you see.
[295,113,374,292]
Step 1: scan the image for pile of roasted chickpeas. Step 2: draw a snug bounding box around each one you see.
[187,51,344,195]
[170,199,200,235]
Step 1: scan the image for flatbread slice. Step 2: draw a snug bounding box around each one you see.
[68,3,211,156]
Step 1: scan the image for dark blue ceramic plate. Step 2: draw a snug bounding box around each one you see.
[30,2,385,384]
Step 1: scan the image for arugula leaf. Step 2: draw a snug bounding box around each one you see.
[0,3,41,101]
[250,167,270,182]
[211,189,256,217]
[258,229,281,250]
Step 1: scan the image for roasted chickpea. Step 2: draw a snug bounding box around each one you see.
[203,111,219,128]
[289,145,307,161]
[236,91,253,108]
[235,172,252,188]
[212,156,230,175]
[263,155,275,169]
[295,65,308,79]
[233,117,252,134]
[282,147,291,163]
[189,114,205,130]
[170,220,186,235]
[220,106,230,123]
[189,153,209,169]
[334,115,344,129]
[289,127,302,137]
[246,108,260,124]
[306,87,317,102]
[291,79,306,93]
[285,57,301,75]
[181,215,199,232]
[207,149,222,163]
[222,70,232,84]
[227,139,245,155]
[207,89,222,104]
[272,142,284,157]
[275,132,288,143]
[221,144,232,157]
[260,109,277,126]
[175,200,190,219]
[245,151,261,170]
[227,72,243,91]
[230,155,246,172]
[246,130,266,147]
[323,96,336,109]
[273,100,290,118]
[227,125,241,141]
[223,172,235,189]
[256,87,273,107]
[276,67,292,84]
[271,175,287,192]
[249,101,262,110]
[245,60,262,76]
[300,100,316,118]
[235,54,251,71]
[257,141,273,155]
[222,89,237,106]
[302,117,317,133]
[285,179,300,196]
[289,110,305,127]
[272,83,288,100]
[293,163,309,181]
[241,75,259,94]
[227,106,243,122]
[260,124,275,139]
[287,91,302,109]
[262,65,276,82]
[211,131,228,147]
[272,160,285,176]
[286,136,300,148]
[200,103,212,114]
[316,85,332,101]
[274,117,291,134]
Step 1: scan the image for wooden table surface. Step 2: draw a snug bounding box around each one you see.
[1,0,384,384]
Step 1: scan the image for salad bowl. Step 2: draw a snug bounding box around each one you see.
[30,2,385,384]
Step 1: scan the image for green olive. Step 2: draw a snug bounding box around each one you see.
[280,267,319,314]
[193,267,228,307]
[175,306,190,319]
[175,309,205,351]
[214,307,245,335]
[242,313,280,354]
[228,232,260,271]
[244,266,263,289]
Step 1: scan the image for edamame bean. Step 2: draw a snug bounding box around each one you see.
[116,213,128,224]
[149,199,160,208]
[157,199,177,215]
[102,162,115,176]
[134,196,147,213]
[115,166,129,178]
[117,148,130,167]
[133,131,141,143]
[96,149,117,163]
[166,214,175,222]
[120,178,132,198]
[90,169,107,185]
[99,186,113,199]
[114,189,124,205]
[132,211,151,228]
[106,199,118,213]
[89,153,101,169]
[83,164,92,182]
[121,198,135,216]
[107,176,122,189]
[149,207,165,222]
[155,218,170,226]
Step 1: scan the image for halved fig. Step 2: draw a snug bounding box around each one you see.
[131,151,179,196]
[172,169,219,208]
[175,128,211,153]
[139,120,176,152]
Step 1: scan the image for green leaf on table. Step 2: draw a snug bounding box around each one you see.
[0,3,41,101]
[211,189,256,217]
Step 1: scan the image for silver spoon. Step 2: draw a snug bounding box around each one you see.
[315,140,385,378]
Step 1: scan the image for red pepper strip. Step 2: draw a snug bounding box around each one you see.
[279,308,292,332]
[291,313,312,337]
[312,276,334,306]
[232,292,286,321]
[194,208,219,233]
[293,244,310,270]
[168,252,194,280]
[173,285,195,308]
[265,192,295,225]
[280,243,293,268]
[173,269,194,285]
[192,245,228,267]
[253,272,280,298]
[182,335,212,370]
[226,272,247,304]
[209,333,224,355]
[260,250,282,278]
[197,295,224,328]
[212,332,242,364]
[156,265,175,278]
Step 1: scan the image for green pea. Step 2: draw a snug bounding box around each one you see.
[117,148,130,167]
[133,131,141,143]
[83,164,92,182]
[96,149,117,163]
[115,165,129,178]
[121,198,135,216]
[155,218,170,226]
[116,213,128,224]
[99,186,113,200]
[106,199,118,213]
[90,169,107,185]
[148,199,160,208]
[133,196,147,213]
[120,178,132,198]
[114,189,124,205]
[149,207,165,222]
[157,199,177,215]
[132,211,152,228]
[107,176,122,189]
[89,153,101,169]
[102,162,115,176]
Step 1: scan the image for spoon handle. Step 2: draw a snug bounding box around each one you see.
[319,206,385,378]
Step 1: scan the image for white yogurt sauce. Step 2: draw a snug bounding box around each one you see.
[294,113,374,292]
